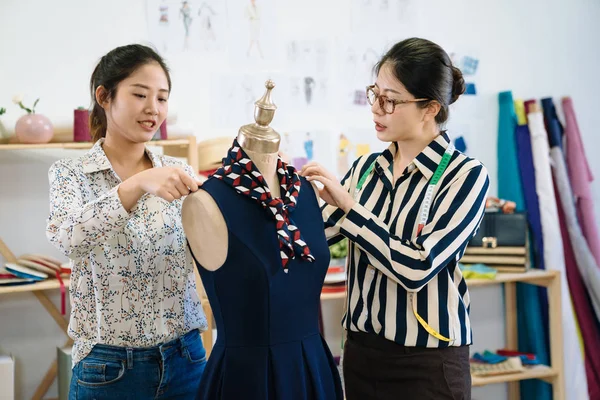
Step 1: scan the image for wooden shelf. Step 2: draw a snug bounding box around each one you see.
[319,270,559,300]
[467,269,558,288]
[320,291,345,300]
[0,278,71,295]
[0,135,200,177]
[0,138,190,151]
[472,365,557,386]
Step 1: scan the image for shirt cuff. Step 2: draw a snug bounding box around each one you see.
[340,202,377,241]
[99,185,130,223]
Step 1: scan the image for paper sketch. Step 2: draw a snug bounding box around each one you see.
[304,132,314,161]
[197,2,218,49]
[146,0,227,54]
[351,0,419,33]
[211,75,260,129]
[286,40,330,76]
[245,0,264,58]
[279,76,329,111]
[283,130,335,172]
[338,41,382,108]
[156,1,170,52]
[226,0,278,66]
[338,128,388,176]
[180,1,193,50]
[337,133,353,178]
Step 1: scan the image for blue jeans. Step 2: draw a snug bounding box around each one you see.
[69,329,206,399]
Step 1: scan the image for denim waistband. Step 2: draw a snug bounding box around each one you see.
[88,329,202,362]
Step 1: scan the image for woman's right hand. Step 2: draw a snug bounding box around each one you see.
[136,166,202,202]
[118,166,202,211]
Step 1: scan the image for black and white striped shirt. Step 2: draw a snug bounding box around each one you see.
[323,133,489,348]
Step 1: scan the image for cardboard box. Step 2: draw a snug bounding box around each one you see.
[57,347,72,400]
[0,355,14,400]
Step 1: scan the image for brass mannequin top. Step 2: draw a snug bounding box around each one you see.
[236,80,280,153]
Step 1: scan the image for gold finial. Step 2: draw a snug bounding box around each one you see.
[237,80,280,153]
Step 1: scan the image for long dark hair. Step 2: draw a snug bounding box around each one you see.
[374,38,465,124]
[89,44,171,142]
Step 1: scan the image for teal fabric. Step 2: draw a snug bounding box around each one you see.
[497,91,525,211]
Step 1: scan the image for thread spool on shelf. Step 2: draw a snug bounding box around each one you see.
[73,107,91,142]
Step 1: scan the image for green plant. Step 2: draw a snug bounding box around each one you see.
[12,95,40,114]
[0,108,5,116]
[329,238,348,259]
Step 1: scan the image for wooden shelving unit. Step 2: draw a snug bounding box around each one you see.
[0,135,206,400]
[320,269,565,400]
[471,364,557,387]
[0,278,71,295]
[1,137,564,399]
[0,137,199,172]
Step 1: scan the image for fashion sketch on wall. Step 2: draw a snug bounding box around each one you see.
[226,0,278,66]
[284,131,334,173]
[245,0,263,58]
[211,74,279,129]
[350,0,418,32]
[146,0,227,54]
[197,2,218,49]
[180,1,193,50]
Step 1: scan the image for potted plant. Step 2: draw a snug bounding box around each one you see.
[329,238,348,267]
[0,107,8,139]
[13,94,54,144]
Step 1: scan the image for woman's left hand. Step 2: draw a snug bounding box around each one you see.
[300,162,355,213]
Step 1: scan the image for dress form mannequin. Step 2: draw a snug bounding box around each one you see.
[182,80,343,400]
[182,80,317,271]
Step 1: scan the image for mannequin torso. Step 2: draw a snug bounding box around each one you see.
[182,145,319,271]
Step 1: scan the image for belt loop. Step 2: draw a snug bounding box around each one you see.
[179,334,187,357]
[126,347,133,370]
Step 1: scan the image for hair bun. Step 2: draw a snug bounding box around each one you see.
[450,66,465,104]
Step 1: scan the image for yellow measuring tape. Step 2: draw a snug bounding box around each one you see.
[410,293,454,343]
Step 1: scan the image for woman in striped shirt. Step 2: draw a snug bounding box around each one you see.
[301,38,489,400]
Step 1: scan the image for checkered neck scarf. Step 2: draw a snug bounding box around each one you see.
[212,140,315,270]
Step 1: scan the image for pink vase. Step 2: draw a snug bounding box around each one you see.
[15,114,54,144]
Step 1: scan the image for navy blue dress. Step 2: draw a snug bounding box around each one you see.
[191,176,343,400]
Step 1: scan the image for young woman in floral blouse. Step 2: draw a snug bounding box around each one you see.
[46,44,208,399]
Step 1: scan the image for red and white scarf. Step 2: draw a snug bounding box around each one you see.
[212,140,315,269]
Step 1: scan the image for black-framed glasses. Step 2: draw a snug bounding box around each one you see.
[366,85,429,114]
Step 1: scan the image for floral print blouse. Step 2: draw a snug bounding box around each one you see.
[46,139,208,366]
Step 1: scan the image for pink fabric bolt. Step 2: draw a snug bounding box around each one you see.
[563,97,600,268]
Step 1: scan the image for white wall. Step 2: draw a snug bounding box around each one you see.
[1,0,599,398]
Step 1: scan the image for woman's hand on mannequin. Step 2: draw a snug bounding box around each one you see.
[300,162,355,213]
[118,166,203,211]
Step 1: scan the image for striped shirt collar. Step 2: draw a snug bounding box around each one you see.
[375,132,452,184]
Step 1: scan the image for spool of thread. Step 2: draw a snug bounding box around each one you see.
[152,120,168,140]
[159,120,167,140]
[74,107,91,142]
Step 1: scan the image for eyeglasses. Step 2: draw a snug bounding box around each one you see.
[366,85,429,114]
